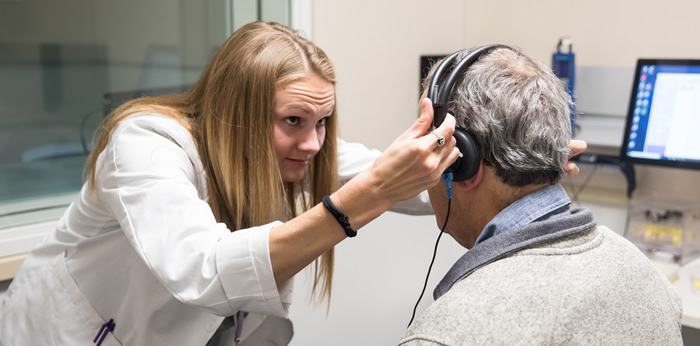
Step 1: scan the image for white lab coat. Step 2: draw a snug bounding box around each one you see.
[0,114,431,345]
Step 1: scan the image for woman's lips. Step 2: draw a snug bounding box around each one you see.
[287,158,309,166]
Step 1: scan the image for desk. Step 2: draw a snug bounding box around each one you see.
[673,258,700,329]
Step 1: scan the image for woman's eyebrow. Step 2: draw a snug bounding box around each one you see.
[286,105,311,114]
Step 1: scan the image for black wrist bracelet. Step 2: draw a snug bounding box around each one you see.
[322,195,357,238]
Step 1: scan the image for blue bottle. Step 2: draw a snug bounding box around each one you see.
[552,38,575,136]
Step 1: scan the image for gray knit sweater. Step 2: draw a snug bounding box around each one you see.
[398,209,683,345]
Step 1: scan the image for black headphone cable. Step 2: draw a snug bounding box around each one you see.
[407,172,453,327]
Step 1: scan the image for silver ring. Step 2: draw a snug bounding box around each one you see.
[432,132,445,147]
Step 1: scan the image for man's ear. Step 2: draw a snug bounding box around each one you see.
[454,161,483,192]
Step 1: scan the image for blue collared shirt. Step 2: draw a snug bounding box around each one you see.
[473,184,572,246]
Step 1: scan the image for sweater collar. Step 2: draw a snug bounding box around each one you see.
[433,185,595,300]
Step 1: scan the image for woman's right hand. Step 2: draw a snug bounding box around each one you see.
[368,98,461,205]
[330,98,461,228]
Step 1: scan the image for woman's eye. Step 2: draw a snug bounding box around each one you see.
[317,117,328,126]
[284,117,299,125]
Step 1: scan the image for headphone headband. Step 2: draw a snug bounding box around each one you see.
[427,44,510,128]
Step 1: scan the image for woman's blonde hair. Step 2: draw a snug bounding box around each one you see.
[85,21,338,305]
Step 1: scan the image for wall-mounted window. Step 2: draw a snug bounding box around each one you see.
[0,0,291,232]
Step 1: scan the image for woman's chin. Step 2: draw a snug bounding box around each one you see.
[281,172,305,183]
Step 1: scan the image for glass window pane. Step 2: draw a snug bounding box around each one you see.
[0,0,290,229]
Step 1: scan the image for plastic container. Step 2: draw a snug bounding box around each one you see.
[625,195,700,265]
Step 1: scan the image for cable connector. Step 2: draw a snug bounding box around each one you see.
[442,172,453,199]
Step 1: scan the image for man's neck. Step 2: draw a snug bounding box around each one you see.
[469,183,571,248]
[471,169,550,232]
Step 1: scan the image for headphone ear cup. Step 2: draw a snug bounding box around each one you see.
[449,128,481,182]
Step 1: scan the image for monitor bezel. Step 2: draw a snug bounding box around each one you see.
[619,58,700,170]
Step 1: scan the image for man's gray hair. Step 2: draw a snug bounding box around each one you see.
[425,47,572,187]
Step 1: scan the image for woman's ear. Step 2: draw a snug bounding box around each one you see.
[454,161,483,192]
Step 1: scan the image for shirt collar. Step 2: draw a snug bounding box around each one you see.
[473,184,572,246]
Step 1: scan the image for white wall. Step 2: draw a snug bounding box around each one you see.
[312,0,465,151]
[461,0,700,68]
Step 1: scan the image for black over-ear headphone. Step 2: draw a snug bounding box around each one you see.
[426,44,510,182]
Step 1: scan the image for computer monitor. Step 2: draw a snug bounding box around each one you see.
[620,59,700,170]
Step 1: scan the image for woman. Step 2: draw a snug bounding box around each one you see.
[0,22,461,345]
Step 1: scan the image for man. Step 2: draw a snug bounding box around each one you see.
[398,47,682,345]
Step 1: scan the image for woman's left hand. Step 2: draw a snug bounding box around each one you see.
[564,139,587,176]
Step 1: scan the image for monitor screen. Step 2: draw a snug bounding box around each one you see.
[620,59,700,170]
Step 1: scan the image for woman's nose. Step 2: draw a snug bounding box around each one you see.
[298,128,321,153]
